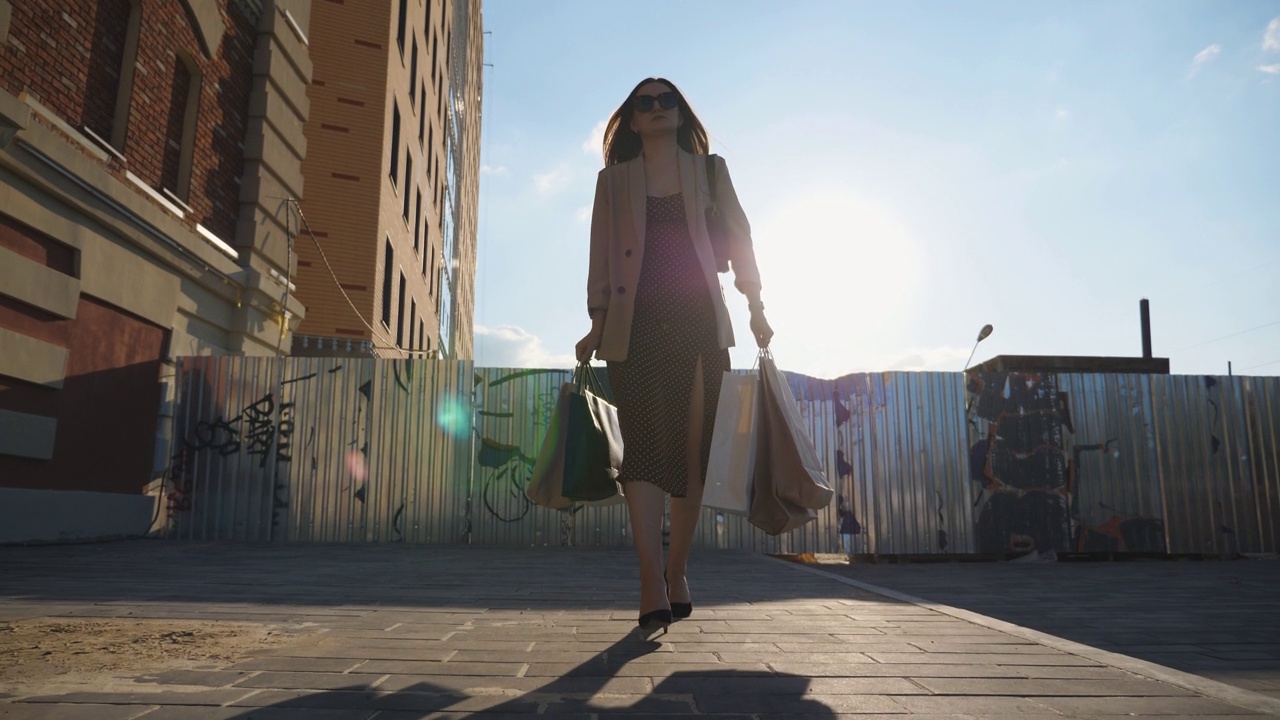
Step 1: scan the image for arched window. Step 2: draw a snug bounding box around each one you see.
[161,50,202,201]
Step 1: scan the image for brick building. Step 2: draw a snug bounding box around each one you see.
[290,0,483,360]
[0,0,311,542]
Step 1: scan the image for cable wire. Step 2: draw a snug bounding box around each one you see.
[1169,319,1280,354]
[286,198,378,335]
[1241,358,1280,371]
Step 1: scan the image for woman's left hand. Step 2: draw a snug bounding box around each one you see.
[750,308,774,348]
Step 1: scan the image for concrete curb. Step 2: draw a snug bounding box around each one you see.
[770,557,1280,717]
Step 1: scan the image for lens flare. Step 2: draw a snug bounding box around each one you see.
[345,450,367,483]
[436,396,470,438]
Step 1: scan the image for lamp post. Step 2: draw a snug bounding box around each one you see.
[962,324,994,373]
[964,324,994,514]
[962,323,994,417]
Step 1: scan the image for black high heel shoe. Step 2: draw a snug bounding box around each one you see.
[637,609,672,638]
[665,570,693,621]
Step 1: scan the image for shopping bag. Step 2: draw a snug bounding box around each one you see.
[748,397,816,535]
[526,365,625,508]
[562,367,624,501]
[703,370,759,515]
[526,381,574,509]
[758,351,834,510]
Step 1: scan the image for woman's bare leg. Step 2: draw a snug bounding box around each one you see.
[624,479,670,616]
[666,355,707,604]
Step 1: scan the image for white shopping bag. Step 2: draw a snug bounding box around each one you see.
[703,371,759,515]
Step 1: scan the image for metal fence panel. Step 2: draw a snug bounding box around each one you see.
[164,358,1279,554]
[168,357,473,543]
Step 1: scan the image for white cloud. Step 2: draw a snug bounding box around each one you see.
[1258,64,1280,75]
[575,205,592,224]
[480,164,509,176]
[1054,107,1069,120]
[781,345,981,379]
[532,164,571,195]
[474,325,576,369]
[1264,17,1280,51]
[582,119,608,156]
[1188,43,1221,77]
[882,346,977,373]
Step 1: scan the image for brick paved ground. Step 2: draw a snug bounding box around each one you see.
[0,542,1276,719]
[824,557,1280,701]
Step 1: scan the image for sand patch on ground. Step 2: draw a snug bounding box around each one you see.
[0,618,311,691]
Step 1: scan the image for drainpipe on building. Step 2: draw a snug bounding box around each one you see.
[265,202,296,542]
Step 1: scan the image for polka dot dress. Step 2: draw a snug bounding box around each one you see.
[607,193,729,498]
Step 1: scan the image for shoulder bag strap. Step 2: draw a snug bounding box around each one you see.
[706,154,720,214]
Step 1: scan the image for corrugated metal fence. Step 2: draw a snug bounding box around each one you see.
[163,357,1280,554]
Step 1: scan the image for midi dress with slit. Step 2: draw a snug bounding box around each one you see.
[606,193,729,498]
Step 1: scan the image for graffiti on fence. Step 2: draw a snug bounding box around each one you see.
[241,393,293,469]
[473,369,571,523]
[189,415,241,455]
[170,387,297,532]
[967,373,1166,555]
[352,379,373,504]
[967,372,1070,554]
[182,393,293,470]
[164,443,196,524]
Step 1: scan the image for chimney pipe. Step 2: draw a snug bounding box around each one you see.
[1140,298,1152,359]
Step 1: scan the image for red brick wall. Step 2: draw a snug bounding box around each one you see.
[0,0,257,241]
[0,213,76,275]
[0,214,168,495]
[0,296,168,495]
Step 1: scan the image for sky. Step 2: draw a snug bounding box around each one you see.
[471,1,1280,378]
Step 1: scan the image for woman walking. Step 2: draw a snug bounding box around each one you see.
[575,78,772,637]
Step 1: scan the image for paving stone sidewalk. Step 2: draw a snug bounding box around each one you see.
[824,558,1280,701]
[0,541,1275,719]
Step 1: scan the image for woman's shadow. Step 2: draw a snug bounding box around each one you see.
[218,631,838,717]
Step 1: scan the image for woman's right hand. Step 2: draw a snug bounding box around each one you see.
[575,325,603,363]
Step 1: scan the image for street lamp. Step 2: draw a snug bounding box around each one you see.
[962,324,994,373]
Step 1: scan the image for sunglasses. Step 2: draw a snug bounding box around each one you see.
[632,91,679,113]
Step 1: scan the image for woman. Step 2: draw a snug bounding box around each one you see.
[575,78,772,637]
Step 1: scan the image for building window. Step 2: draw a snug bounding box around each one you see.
[436,69,444,119]
[409,300,417,351]
[430,29,438,79]
[426,126,434,183]
[84,0,140,151]
[418,82,428,144]
[161,51,201,200]
[396,0,408,54]
[413,188,422,251]
[402,156,412,221]
[396,272,407,347]
[381,240,394,328]
[409,38,419,107]
[419,319,426,351]
[389,101,401,183]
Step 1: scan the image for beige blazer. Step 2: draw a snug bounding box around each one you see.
[587,149,762,362]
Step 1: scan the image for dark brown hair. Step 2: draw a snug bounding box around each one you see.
[602,77,709,166]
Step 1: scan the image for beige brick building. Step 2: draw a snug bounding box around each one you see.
[292,0,483,360]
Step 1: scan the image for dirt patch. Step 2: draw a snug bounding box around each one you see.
[0,618,310,690]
